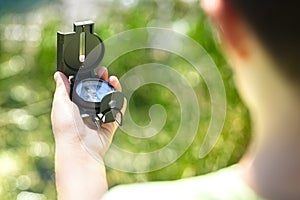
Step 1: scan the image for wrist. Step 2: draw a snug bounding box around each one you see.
[54,142,108,200]
[55,139,105,163]
[53,126,110,159]
[52,125,85,146]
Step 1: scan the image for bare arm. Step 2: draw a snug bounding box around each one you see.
[51,67,121,200]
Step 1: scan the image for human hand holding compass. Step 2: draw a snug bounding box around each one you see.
[52,20,126,155]
[51,67,121,158]
[51,21,125,199]
[51,68,119,200]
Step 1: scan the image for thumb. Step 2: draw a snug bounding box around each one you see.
[53,71,71,100]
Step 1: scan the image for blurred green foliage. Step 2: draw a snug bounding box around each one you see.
[0,0,251,199]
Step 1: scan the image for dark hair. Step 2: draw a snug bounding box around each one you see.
[228,0,300,80]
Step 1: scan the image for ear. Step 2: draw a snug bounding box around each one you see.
[202,0,249,59]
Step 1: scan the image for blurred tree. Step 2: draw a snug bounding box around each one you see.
[0,0,250,199]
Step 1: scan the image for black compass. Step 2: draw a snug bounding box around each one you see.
[57,20,126,126]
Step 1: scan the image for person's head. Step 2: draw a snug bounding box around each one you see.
[201,0,300,128]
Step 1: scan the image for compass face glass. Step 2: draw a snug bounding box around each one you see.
[76,79,113,102]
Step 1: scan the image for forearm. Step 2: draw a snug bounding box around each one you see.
[55,142,108,200]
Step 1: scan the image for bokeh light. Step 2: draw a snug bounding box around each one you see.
[0,0,250,199]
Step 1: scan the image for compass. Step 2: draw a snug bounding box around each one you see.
[57,21,126,126]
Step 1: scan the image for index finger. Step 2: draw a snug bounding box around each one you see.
[97,66,109,82]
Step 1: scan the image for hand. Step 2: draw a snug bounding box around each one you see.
[51,67,122,200]
[51,66,122,159]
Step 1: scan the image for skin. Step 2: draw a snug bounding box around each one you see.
[51,67,121,199]
[52,0,300,199]
[202,0,300,199]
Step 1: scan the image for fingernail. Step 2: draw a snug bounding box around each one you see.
[54,72,59,81]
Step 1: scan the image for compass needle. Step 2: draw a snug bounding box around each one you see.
[79,31,86,63]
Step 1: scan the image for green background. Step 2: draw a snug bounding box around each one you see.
[0,0,251,199]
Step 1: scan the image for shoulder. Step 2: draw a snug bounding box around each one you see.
[102,165,262,200]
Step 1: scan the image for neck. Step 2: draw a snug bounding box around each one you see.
[239,67,300,199]
[241,103,300,198]
[227,35,300,199]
